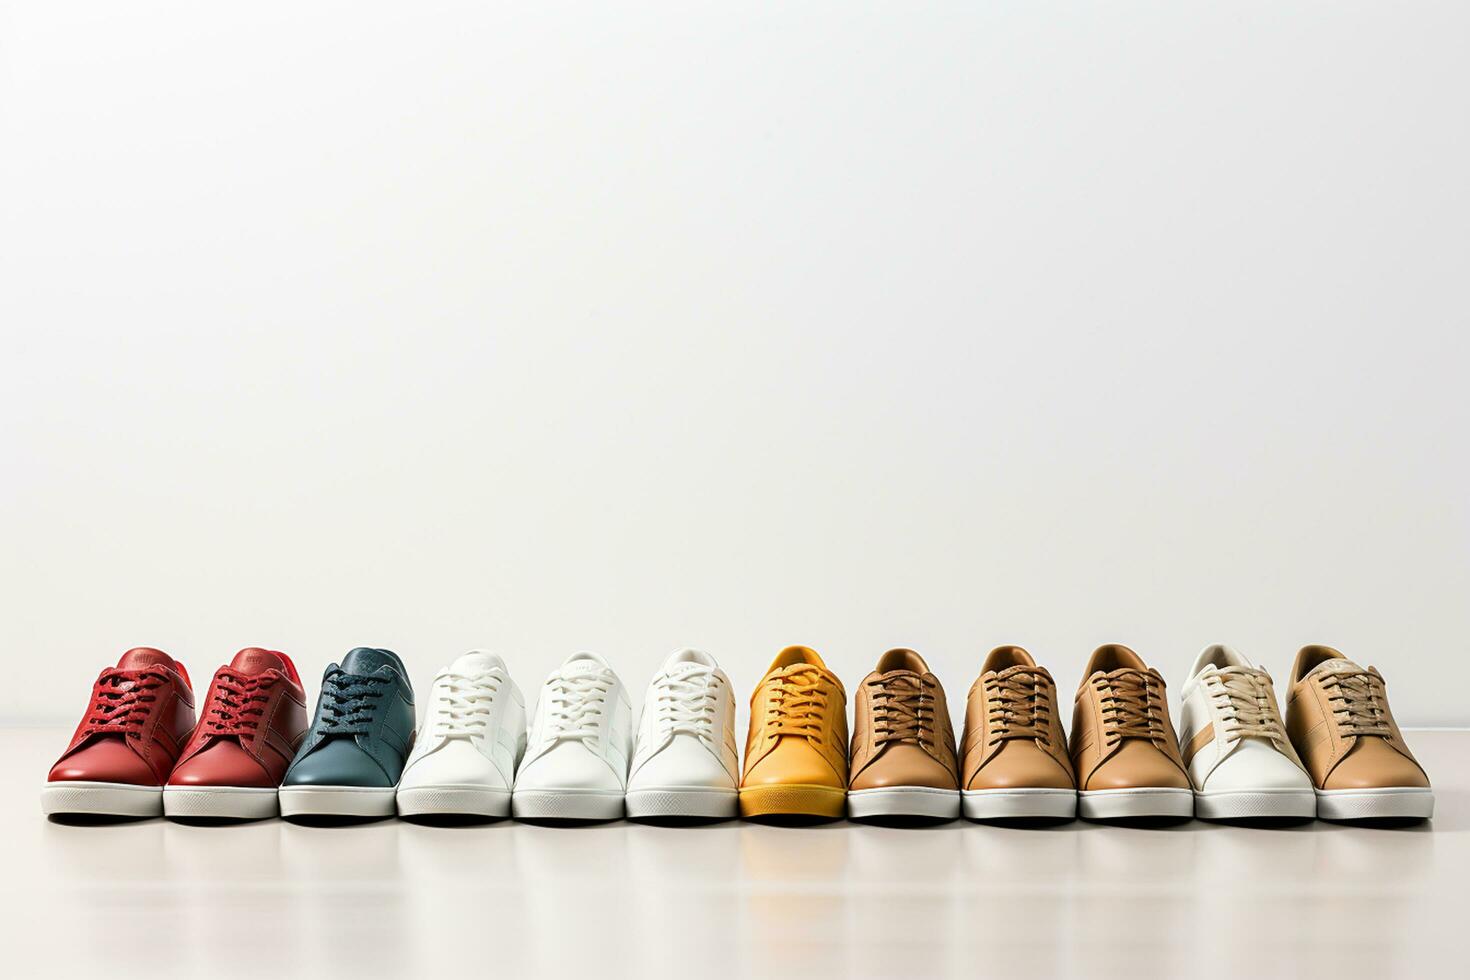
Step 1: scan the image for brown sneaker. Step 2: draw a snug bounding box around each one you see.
[960,646,1076,821]
[847,648,959,820]
[1071,644,1192,821]
[1285,645,1433,821]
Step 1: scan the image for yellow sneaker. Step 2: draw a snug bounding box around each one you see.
[739,645,848,819]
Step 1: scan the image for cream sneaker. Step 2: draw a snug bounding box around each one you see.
[1178,645,1315,820]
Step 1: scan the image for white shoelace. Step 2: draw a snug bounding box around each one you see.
[433,672,502,736]
[1204,666,1291,750]
[651,670,718,739]
[545,673,612,741]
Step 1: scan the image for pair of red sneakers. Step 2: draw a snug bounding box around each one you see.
[42,647,309,820]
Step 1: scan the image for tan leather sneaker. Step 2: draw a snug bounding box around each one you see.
[1285,645,1433,821]
[847,648,959,820]
[960,646,1076,821]
[1070,644,1192,820]
[739,645,848,820]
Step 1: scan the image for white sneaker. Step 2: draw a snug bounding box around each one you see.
[513,652,632,821]
[626,649,739,820]
[1178,645,1316,820]
[396,651,526,818]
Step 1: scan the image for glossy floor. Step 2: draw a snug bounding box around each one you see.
[6,729,1464,979]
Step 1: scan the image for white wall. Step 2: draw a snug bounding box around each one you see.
[3,2,1467,727]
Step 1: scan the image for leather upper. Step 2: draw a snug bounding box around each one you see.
[741,646,848,791]
[168,648,308,789]
[49,648,196,787]
[283,648,416,789]
[1069,644,1189,791]
[515,652,632,793]
[399,651,527,793]
[1285,645,1429,791]
[628,649,739,792]
[961,646,1075,791]
[1176,644,1309,794]
[849,648,958,791]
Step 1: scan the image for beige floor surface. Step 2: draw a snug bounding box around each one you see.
[4,728,1463,979]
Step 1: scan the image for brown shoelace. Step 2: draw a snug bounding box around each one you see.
[1092,668,1169,746]
[985,666,1054,745]
[1321,668,1392,737]
[867,672,937,746]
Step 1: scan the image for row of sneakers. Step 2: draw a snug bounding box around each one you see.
[38,644,731,822]
[744,642,1433,823]
[40,641,1433,824]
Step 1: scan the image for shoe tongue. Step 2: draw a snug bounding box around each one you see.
[665,659,707,678]
[560,653,609,677]
[663,648,716,670]
[230,647,288,675]
[1306,658,1364,679]
[451,650,505,674]
[118,647,173,670]
[342,647,397,675]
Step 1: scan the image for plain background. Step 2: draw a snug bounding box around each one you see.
[2,2,1467,731]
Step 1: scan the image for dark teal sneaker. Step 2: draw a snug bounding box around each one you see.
[278,647,415,819]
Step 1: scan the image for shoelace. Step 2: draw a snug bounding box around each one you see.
[433,672,502,737]
[83,669,168,735]
[651,670,718,739]
[1202,666,1291,749]
[202,669,277,736]
[318,668,390,735]
[1093,668,1169,746]
[545,673,612,741]
[1320,668,1392,737]
[985,666,1054,745]
[867,672,936,746]
[766,666,832,740]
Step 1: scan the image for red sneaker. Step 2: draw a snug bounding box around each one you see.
[164,648,308,820]
[42,647,196,818]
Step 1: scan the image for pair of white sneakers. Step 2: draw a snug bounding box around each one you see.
[396,648,739,821]
[1178,644,1315,820]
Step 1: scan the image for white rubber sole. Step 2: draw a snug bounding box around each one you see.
[625,785,738,820]
[396,784,511,818]
[512,788,625,821]
[278,785,397,818]
[1316,787,1434,821]
[1079,787,1194,820]
[962,787,1077,821]
[1194,788,1316,821]
[164,786,279,820]
[847,786,960,820]
[41,780,162,817]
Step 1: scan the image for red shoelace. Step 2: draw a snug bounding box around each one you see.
[83,669,169,736]
[201,669,277,735]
